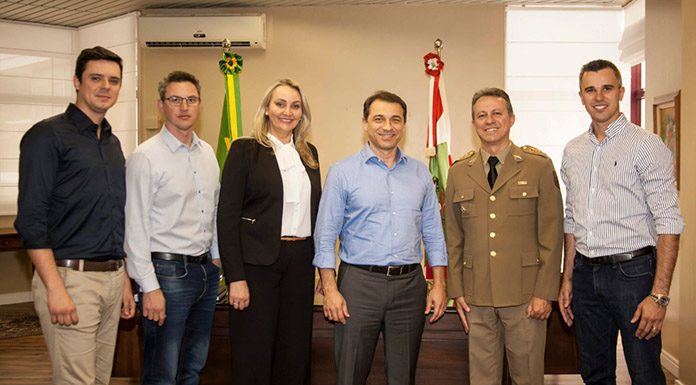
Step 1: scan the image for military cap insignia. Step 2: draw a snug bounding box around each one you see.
[521,145,548,158]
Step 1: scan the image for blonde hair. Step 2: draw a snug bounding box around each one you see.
[252,79,318,169]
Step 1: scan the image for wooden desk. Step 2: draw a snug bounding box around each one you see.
[0,228,23,252]
[114,304,579,384]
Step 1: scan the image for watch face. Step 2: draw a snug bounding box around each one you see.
[651,294,670,306]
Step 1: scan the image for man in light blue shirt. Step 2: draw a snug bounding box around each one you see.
[314,90,447,385]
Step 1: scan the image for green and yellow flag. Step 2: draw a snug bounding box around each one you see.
[216,51,244,170]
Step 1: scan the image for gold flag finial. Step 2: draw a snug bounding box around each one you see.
[434,38,443,57]
[222,38,232,52]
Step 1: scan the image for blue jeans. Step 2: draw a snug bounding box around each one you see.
[141,258,220,385]
[572,252,665,385]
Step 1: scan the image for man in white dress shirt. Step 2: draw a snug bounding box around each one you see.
[125,71,221,385]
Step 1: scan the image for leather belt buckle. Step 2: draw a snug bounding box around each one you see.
[188,253,209,264]
[386,265,403,276]
[349,263,418,276]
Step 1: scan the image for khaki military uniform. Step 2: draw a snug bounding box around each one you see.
[444,143,563,385]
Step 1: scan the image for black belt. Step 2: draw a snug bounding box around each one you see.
[578,246,655,265]
[56,259,123,272]
[348,263,420,276]
[151,252,209,264]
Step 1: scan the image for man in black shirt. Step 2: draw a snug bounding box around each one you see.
[14,46,135,385]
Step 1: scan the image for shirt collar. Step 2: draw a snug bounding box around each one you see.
[268,133,295,149]
[161,125,201,152]
[360,142,406,166]
[480,142,512,165]
[66,103,112,136]
[588,113,629,141]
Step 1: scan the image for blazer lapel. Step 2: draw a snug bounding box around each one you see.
[465,152,491,192]
[261,144,283,183]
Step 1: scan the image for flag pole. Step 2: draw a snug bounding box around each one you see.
[423,38,453,282]
[216,39,244,172]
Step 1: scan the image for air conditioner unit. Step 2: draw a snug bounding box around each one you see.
[138,13,266,49]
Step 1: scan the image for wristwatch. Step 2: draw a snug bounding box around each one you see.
[649,292,670,307]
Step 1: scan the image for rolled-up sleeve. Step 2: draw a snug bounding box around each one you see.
[14,125,59,249]
[638,135,684,235]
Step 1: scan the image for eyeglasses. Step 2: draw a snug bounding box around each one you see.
[164,95,200,106]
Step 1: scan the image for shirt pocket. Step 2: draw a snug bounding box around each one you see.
[452,188,476,218]
[509,185,539,216]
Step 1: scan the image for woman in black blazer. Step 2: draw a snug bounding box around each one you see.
[218,79,321,384]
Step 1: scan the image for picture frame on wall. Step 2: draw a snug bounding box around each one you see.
[653,91,681,190]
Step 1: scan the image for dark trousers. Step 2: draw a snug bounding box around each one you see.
[141,259,220,385]
[334,263,427,385]
[228,239,315,385]
[572,252,665,385]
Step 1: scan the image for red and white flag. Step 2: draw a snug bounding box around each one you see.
[424,52,453,200]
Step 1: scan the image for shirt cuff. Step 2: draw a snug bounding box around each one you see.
[425,250,448,267]
[313,253,337,269]
[138,274,161,293]
[209,247,220,260]
[655,221,685,235]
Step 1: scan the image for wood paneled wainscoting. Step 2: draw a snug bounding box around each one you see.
[113,304,578,384]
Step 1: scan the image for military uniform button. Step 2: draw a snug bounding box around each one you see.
[489,232,496,238]
[489,195,496,202]
[490,251,497,257]
[489,213,496,219]
[522,192,527,197]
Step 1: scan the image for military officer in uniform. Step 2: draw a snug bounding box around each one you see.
[444,87,563,385]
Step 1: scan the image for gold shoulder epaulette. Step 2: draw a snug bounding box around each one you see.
[521,145,548,158]
[454,150,476,164]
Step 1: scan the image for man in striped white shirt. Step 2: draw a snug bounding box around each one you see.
[559,59,684,385]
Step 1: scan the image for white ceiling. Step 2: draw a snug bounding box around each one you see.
[1,0,631,28]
